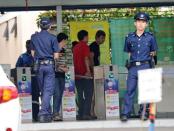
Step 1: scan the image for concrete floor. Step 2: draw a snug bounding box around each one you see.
[22,119,174,131]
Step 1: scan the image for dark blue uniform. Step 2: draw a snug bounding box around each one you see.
[16,53,33,67]
[30,30,60,119]
[122,31,158,117]
[16,52,40,121]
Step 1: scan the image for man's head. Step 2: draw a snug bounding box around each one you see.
[26,40,31,54]
[40,17,51,30]
[57,33,68,49]
[95,30,106,45]
[134,12,150,32]
[72,41,78,49]
[77,30,88,43]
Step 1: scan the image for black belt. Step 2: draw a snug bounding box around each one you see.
[131,61,149,66]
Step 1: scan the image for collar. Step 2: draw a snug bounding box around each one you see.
[79,41,87,45]
[134,31,147,37]
[24,52,32,56]
[41,30,48,33]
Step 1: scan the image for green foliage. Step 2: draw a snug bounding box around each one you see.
[36,10,57,27]
[37,7,174,32]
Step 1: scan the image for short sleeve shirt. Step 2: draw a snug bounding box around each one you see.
[16,53,34,67]
[30,30,60,60]
[73,41,90,76]
[90,42,100,66]
[124,32,158,62]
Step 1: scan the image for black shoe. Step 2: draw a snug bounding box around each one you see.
[82,115,94,120]
[76,115,83,120]
[53,113,62,121]
[121,115,128,122]
[39,115,52,123]
[32,118,38,122]
[91,115,97,120]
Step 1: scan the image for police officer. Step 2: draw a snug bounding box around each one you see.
[16,40,40,122]
[16,40,33,67]
[30,17,60,123]
[121,12,158,122]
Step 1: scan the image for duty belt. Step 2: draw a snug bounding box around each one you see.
[131,61,149,66]
[39,60,54,65]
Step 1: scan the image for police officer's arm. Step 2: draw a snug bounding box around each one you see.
[124,35,132,69]
[52,37,61,60]
[124,35,131,58]
[54,52,59,60]
[150,34,158,56]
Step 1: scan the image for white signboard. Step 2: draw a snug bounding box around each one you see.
[138,68,162,104]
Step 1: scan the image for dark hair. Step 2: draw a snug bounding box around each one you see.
[57,33,68,43]
[95,30,106,39]
[26,40,31,47]
[77,30,88,41]
[72,41,78,49]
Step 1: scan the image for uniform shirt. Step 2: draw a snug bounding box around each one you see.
[124,32,158,62]
[90,41,100,66]
[30,30,60,60]
[73,41,90,76]
[16,52,34,67]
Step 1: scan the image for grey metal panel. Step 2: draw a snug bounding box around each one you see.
[0,0,173,7]
[17,67,31,83]
[157,66,174,113]
[94,66,105,120]
[16,67,32,123]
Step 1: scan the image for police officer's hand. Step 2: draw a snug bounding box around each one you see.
[125,59,131,70]
[59,53,64,57]
[150,52,155,56]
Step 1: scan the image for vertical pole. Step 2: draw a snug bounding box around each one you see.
[149,103,156,131]
[56,6,62,33]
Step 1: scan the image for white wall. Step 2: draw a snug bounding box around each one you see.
[0,11,41,68]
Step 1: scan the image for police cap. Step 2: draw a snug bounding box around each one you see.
[134,12,150,22]
[40,17,51,26]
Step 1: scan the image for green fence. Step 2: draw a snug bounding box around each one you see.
[109,18,134,69]
[153,17,174,64]
[110,17,174,68]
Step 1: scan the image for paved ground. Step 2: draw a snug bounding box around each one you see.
[21,119,174,131]
[41,128,174,131]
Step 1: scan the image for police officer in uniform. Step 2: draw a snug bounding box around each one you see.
[30,17,60,123]
[121,12,158,122]
[16,40,40,122]
[16,40,33,67]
